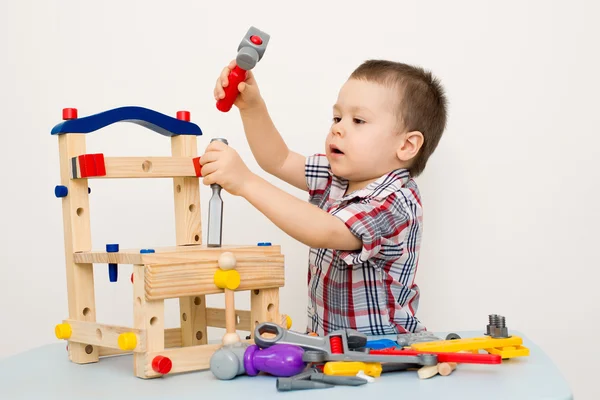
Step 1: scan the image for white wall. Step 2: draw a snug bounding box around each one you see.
[1,0,597,397]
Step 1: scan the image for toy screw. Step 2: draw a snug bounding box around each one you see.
[207,138,228,247]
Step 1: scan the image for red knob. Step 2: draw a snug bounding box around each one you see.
[62,108,78,120]
[250,35,262,45]
[152,355,172,374]
[176,111,190,121]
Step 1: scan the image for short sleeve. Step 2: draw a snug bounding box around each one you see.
[332,196,409,266]
[305,154,332,205]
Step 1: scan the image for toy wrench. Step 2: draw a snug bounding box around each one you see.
[302,349,438,366]
[254,322,367,352]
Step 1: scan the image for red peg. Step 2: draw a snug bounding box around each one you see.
[130,273,134,284]
[176,111,190,121]
[250,35,262,45]
[62,108,78,120]
[152,355,172,374]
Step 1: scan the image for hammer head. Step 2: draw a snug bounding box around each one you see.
[236,26,270,70]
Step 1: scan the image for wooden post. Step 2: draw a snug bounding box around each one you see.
[250,288,280,338]
[57,133,98,364]
[171,132,207,346]
[133,264,165,378]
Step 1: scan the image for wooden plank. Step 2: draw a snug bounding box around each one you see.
[171,135,202,245]
[58,133,98,364]
[81,157,198,178]
[145,256,285,300]
[180,296,207,346]
[206,308,251,331]
[98,328,182,357]
[165,328,183,348]
[73,244,282,265]
[171,134,205,348]
[251,288,280,339]
[62,319,146,352]
[133,264,165,379]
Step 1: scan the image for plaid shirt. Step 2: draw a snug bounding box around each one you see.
[305,154,426,336]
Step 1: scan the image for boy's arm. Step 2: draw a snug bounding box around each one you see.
[240,173,361,250]
[239,102,307,191]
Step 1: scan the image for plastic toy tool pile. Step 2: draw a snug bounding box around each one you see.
[209,314,530,391]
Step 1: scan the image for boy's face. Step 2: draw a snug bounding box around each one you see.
[326,78,405,185]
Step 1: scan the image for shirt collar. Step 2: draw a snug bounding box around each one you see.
[329,167,411,202]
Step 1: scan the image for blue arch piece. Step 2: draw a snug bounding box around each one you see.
[50,106,202,137]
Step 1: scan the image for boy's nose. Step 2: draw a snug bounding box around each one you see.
[332,123,345,137]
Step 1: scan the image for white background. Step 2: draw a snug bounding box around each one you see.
[1,0,598,398]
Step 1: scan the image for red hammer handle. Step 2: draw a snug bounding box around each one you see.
[216,65,247,112]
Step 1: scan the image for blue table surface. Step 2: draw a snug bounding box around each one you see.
[0,331,573,400]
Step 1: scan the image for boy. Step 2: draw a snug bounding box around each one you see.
[201,59,448,336]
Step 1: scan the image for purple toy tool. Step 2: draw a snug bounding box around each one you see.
[210,342,306,380]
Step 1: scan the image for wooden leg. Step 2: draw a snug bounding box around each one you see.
[67,263,98,363]
[179,296,207,346]
[250,288,280,339]
[58,134,98,364]
[133,264,165,379]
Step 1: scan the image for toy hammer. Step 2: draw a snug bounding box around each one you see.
[216,26,270,112]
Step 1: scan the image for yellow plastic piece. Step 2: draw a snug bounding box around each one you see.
[55,323,72,340]
[118,332,138,351]
[411,335,523,353]
[323,361,382,377]
[286,315,292,329]
[485,345,530,358]
[214,269,241,290]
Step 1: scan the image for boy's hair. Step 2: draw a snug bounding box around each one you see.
[349,60,448,177]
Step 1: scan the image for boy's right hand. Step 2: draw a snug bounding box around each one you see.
[214,59,263,111]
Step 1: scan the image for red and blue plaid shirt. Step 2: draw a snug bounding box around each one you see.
[305,154,426,336]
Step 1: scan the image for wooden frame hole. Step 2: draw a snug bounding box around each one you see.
[182,313,188,322]
[194,234,200,242]
[150,317,158,326]
[85,345,94,354]
[189,204,196,212]
[142,160,152,172]
[194,297,201,306]
[196,331,203,340]
[267,303,275,312]
[82,307,90,316]
[76,208,84,216]
[176,184,182,193]
[253,290,260,295]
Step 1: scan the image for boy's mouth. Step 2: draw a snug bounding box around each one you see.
[330,144,344,155]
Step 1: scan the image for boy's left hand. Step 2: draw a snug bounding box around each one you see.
[199,140,255,196]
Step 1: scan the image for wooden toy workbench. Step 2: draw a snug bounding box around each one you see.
[51,106,287,379]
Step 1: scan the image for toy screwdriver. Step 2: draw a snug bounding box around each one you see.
[207,138,228,247]
[216,26,270,112]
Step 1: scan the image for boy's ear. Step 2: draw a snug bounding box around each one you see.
[396,130,424,162]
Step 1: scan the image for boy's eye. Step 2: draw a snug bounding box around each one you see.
[332,117,341,123]
[353,118,365,124]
